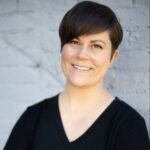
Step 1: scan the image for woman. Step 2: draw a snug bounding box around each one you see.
[4,1,150,150]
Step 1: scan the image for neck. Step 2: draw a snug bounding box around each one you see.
[60,81,112,109]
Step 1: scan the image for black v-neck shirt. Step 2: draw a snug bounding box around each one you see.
[4,94,150,150]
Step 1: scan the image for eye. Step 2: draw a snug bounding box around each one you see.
[92,44,103,49]
[69,40,79,45]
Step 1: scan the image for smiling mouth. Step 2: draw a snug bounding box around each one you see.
[72,64,92,71]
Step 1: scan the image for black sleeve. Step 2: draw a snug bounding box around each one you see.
[115,117,150,150]
[3,108,34,150]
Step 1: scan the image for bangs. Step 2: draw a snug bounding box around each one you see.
[59,1,123,51]
[70,12,112,38]
[59,2,114,48]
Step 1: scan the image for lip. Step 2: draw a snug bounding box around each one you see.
[72,64,92,71]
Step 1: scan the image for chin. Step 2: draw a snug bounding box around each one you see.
[67,78,90,88]
[68,77,100,88]
[67,75,104,89]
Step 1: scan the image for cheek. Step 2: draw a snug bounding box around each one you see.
[61,51,68,62]
[94,54,111,69]
[61,51,68,75]
[61,49,69,62]
[61,46,76,62]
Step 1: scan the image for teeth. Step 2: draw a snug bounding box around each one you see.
[73,64,91,71]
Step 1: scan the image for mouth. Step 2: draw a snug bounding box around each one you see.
[72,64,92,71]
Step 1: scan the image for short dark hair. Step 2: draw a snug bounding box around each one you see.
[59,1,123,55]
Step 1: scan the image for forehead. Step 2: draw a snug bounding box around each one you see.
[77,31,111,44]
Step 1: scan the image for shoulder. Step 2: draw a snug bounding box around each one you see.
[112,98,150,149]
[26,93,59,117]
[113,97,147,133]
[114,97,145,121]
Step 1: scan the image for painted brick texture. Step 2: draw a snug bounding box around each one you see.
[0,0,149,149]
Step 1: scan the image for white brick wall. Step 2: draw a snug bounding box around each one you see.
[0,0,149,149]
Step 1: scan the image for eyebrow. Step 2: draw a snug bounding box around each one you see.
[76,38,106,45]
[90,40,106,45]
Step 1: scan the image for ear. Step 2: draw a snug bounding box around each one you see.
[110,49,119,67]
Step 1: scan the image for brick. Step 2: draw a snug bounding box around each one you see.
[38,69,64,95]
[3,31,40,63]
[0,103,24,124]
[78,0,132,8]
[0,48,36,67]
[115,7,149,27]
[0,0,17,14]
[0,67,39,84]
[0,102,32,124]
[37,10,63,30]
[0,136,7,149]
[0,13,35,32]
[0,84,40,102]
[132,0,150,7]
[4,31,38,50]
[101,0,132,7]
[39,30,60,53]
[115,93,149,114]
[0,103,28,149]
[105,71,149,90]
[40,87,64,101]
[0,39,8,49]
[121,27,149,51]
[39,0,77,11]
[36,0,77,30]
[37,0,78,30]
[39,51,60,68]
[18,0,38,11]
[0,121,14,149]
[115,51,149,71]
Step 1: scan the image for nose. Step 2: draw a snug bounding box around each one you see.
[76,46,89,59]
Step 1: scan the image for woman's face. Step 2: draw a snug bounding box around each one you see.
[61,31,118,88]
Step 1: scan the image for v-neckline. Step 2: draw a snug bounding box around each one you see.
[53,94,118,148]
